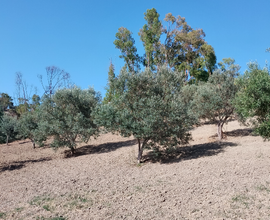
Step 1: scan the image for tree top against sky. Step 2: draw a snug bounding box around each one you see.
[0,0,269,98]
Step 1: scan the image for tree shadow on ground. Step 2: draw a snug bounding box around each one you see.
[143,141,237,164]
[65,139,137,158]
[0,157,52,173]
[225,128,254,137]
[19,140,31,144]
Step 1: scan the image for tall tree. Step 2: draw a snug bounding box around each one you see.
[38,66,71,98]
[103,61,116,104]
[15,72,35,116]
[114,28,141,72]
[139,8,162,70]
[15,72,33,105]
[94,66,195,163]
[114,9,216,81]
[162,13,216,82]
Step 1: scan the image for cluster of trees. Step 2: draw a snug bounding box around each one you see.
[1,8,269,164]
[113,8,216,82]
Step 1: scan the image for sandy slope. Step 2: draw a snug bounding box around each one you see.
[1,120,270,220]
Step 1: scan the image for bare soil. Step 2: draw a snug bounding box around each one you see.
[1,120,270,219]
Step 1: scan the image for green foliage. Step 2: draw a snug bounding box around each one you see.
[40,87,101,154]
[15,103,30,117]
[114,8,216,82]
[0,93,14,111]
[162,13,216,81]
[0,114,18,145]
[31,94,41,110]
[103,62,116,104]
[94,66,196,163]
[234,62,270,139]
[17,111,46,148]
[114,28,140,72]
[139,8,162,70]
[191,58,240,140]
[0,212,6,219]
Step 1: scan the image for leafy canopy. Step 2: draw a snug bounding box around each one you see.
[234,62,270,139]
[114,8,217,83]
[17,111,46,148]
[190,58,240,140]
[0,114,17,145]
[40,87,101,154]
[94,66,196,163]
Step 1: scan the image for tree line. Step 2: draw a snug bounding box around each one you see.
[1,8,269,164]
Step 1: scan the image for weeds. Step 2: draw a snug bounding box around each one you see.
[0,212,6,219]
[42,205,51,211]
[231,194,252,209]
[256,184,270,193]
[15,207,24,212]
[29,195,54,206]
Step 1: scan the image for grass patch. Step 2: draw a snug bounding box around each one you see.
[231,194,253,209]
[64,193,93,210]
[256,184,270,193]
[0,212,6,219]
[42,204,51,211]
[15,207,24,212]
[29,195,54,206]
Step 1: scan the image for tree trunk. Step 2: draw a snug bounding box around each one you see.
[31,139,36,149]
[137,139,144,164]
[71,147,75,155]
[217,122,224,141]
[137,148,143,164]
[6,135,9,145]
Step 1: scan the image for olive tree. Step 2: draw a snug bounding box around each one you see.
[234,62,270,139]
[17,111,46,148]
[94,66,196,163]
[0,114,17,145]
[40,87,100,154]
[191,58,240,140]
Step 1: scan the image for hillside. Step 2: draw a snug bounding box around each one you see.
[1,120,270,219]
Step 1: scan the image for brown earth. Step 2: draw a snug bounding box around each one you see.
[1,120,270,219]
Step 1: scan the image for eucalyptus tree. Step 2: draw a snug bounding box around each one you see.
[40,87,101,154]
[94,66,196,163]
[191,58,240,140]
[138,8,162,70]
[114,8,216,83]
[114,27,141,72]
[162,13,216,82]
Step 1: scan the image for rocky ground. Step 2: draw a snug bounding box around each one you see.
[1,120,270,219]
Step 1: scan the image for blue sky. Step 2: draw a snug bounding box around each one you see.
[1,0,269,101]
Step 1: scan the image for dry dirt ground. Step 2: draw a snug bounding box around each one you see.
[1,120,270,220]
